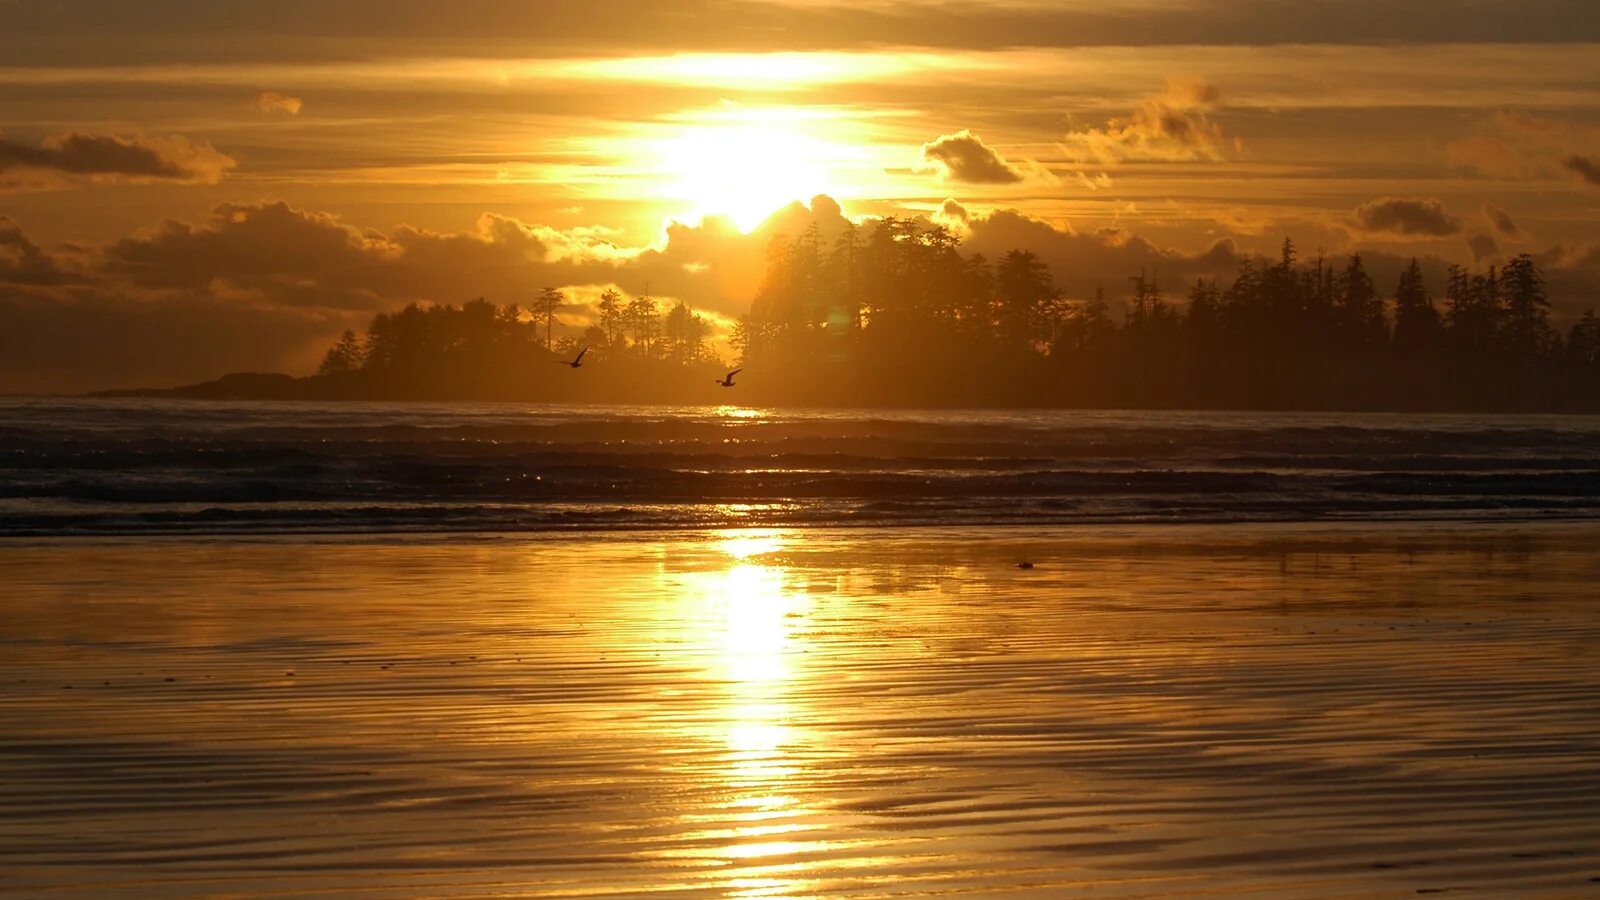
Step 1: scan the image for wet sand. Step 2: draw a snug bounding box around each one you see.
[2,523,1599,897]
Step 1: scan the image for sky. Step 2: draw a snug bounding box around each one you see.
[2,0,1599,392]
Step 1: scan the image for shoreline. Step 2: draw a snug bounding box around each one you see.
[66,386,1600,416]
[6,509,1600,540]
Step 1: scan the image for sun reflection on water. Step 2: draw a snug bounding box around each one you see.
[716,535,796,762]
[679,530,827,896]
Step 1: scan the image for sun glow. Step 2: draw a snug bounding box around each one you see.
[642,106,880,232]
[659,125,841,232]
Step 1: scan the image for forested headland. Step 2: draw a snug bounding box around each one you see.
[116,219,1600,411]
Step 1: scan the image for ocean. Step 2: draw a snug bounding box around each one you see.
[4,398,1600,535]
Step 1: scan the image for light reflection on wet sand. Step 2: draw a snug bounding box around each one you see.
[2,523,1599,897]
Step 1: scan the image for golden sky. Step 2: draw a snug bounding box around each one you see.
[2,0,1599,390]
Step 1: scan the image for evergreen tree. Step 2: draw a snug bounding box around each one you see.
[1335,253,1386,350]
[318,329,366,374]
[661,301,711,366]
[596,289,624,348]
[1568,310,1600,368]
[1499,254,1554,360]
[532,287,564,352]
[1126,273,1169,330]
[995,250,1055,347]
[1186,278,1223,339]
[1392,258,1439,354]
[625,293,659,357]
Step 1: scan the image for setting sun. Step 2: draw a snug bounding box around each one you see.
[660,124,836,232]
[653,109,862,231]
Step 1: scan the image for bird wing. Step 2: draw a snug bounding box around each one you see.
[574,347,589,363]
[728,368,743,379]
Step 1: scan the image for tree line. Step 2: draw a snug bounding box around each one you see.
[315,291,722,400]
[308,217,1600,409]
[733,219,1600,410]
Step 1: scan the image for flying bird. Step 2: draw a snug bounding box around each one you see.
[716,368,743,388]
[561,347,588,369]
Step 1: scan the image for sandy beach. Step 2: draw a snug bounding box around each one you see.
[2,523,1598,897]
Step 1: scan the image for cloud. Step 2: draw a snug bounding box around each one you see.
[960,207,1245,299]
[921,129,1026,184]
[1448,113,1600,187]
[1071,170,1113,191]
[0,132,235,188]
[1206,207,1277,237]
[104,202,402,302]
[10,1,1600,65]
[1467,234,1500,263]
[1564,155,1600,187]
[0,217,75,285]
[1350,196,1462,237]
[1062,77,1231,163]
[252,91,304,114]
[935,197,970,225]
[0,196,859,390]
[1483,203,1521,238]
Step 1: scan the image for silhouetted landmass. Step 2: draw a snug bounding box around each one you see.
[95,372,304,400]
[95,293,728,403]
[101,223,1600,411]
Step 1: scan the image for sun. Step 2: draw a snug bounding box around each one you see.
[657,113,853,232]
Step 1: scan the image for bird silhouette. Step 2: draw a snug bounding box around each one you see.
[716,367,742,387]
[560,347,588,369]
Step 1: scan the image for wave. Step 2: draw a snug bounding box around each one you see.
[5,398,1600,534]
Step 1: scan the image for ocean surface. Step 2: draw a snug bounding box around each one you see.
[5,399,1600,535]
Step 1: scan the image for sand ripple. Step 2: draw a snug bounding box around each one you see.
[2,524,1598,897]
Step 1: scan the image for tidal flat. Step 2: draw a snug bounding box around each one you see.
[2,523,1598,897]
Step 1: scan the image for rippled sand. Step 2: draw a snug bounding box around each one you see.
[3,524,1599,897]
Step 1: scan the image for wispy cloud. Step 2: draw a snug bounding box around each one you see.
[1484,203,1521,238]
[1062,77,1232,164]
[252,91,303,115]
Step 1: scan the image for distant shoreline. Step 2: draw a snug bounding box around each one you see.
[79,369,1600,414]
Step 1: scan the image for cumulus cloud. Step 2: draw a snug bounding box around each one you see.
[100,200,768,315]
[921,129,1027,184]
[0,197,858,391]
[104,202,403,304]
[1062,77,1231,163]
[0,132,235,188]
[0,217,75,285]
[961,208,1244,299]
[935,198,971,226]
[1350,196,1462,237]
[1483,203,1521,238]
[1565,155,1600,187]
[252,91,304,115]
